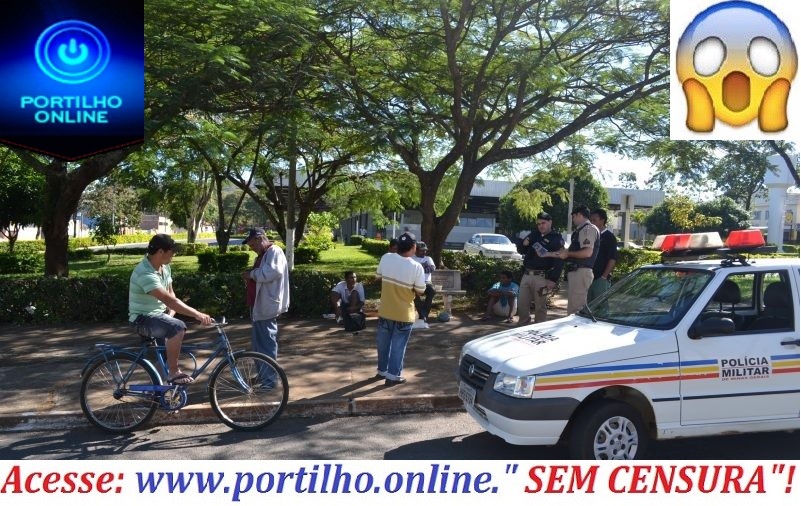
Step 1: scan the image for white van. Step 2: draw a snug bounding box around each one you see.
[458,232,800,459]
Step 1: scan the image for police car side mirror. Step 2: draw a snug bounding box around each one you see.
[688,317,736,339]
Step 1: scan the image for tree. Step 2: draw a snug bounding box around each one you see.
[499,166,608,235]
[0,149,44,253]
[707,142,773,210]
[695,197,750,237]
[322,0,669,264]
[11,149,140,276]
[81,180,142,234]
[6,0,318,276]
[617,172,639,189]
[625,140,798,200]
[90,216,118,263]
[642,196,721,235]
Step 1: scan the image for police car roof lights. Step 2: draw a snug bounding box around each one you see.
[655,232,723,256]
[657,230,776,265]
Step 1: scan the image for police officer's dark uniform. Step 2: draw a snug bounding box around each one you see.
[516,212,564,324]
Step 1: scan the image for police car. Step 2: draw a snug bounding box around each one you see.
[458,230,800,459]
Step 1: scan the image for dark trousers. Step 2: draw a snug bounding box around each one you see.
[414,283,436,320]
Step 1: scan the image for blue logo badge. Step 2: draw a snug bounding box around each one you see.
[35,20,111,84]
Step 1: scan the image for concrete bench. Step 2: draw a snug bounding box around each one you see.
[431,269,466,314]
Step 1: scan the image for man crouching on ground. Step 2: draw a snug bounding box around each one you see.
[375,232,426,385]
[129,234,212,385]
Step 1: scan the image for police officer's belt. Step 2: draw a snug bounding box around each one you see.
[524,269,547,276]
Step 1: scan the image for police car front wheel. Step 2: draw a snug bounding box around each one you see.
[569,401,648,460]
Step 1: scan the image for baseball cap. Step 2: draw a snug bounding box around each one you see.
[536,212,552,221]
[243,228,266,244]
[397,232,416,249]
[416,241,428,250]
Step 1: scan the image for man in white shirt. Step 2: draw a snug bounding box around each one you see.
[329,271,365,324]
[375,232,426,385]
[411,241,436,328]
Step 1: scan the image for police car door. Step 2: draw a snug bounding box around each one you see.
[677,268,800,425]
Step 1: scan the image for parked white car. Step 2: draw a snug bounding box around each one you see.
[458,231,800,459]
[463,233,522,261]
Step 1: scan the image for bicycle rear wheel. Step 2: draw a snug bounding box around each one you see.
[208,351,288,431]
[80,354,160,433]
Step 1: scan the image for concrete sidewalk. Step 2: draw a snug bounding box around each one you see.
[0,297,568,432]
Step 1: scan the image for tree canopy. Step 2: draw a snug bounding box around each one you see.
[499,166,608,234]
[321,0,669,263]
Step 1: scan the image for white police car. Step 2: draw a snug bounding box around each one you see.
[458,231,800,459]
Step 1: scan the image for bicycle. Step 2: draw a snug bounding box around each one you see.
[79,318,288,433]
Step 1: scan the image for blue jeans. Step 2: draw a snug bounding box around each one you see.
[375,317,413,381]
[252,318,278,386]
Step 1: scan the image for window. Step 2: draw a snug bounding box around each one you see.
[587,268,713,329]
[695,270,795,333]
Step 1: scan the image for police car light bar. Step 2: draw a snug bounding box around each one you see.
[658,229,776,264]
[656,232,723,253]
[724,229,765,249]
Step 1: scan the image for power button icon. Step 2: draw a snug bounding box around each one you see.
[35,20,110,84]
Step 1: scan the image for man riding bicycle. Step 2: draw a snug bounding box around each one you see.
[129,234,212,384]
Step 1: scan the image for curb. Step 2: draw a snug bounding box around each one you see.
[0,395,464,432]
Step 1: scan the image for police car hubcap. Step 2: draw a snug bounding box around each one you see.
[594,416,638,460]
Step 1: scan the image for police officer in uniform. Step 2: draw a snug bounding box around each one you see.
[516,212,565,325]
[555,205,600,314]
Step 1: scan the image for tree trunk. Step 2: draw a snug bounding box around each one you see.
[25,149,135,276]
[42,172,76,277]
[417,166,478,267]
[1,224,20,254]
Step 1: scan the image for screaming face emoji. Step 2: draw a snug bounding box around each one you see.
[676,1,797,132]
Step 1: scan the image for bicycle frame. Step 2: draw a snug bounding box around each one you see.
[81,322,252,395]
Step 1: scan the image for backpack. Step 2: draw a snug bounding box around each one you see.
[343,312,366,332]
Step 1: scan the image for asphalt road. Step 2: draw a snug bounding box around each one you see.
[1,412,797,460]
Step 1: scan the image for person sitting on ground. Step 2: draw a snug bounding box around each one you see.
[329,271,365,324]
[481,270,520,323]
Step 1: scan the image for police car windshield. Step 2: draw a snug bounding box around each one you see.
[584,267,713,329]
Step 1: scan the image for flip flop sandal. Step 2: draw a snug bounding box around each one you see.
[168,373,194,385]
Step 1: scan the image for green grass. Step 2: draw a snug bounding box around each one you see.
[296,244,380,276]
[68,253,201,277]
[3,244,380,281]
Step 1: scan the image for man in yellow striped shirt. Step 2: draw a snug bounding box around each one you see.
[375,232,426,385]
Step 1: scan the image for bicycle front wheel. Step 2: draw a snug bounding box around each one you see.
[80,354,160,433]
[208,351,289,431]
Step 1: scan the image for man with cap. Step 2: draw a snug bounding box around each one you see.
[516,212,565,325]
[241,228,290,384]
[411,241,436,329]
[375,232,426,385]
[129,234,213,385]
[553,205,600,314]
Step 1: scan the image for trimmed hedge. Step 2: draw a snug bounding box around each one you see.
[349,235,364,246]
[294,245,321,265]
[180,242,209,255]
[0,269,354,324]
[440,250,523,294]
[197,251,249,273]
[0,275,129,324]
[0,252,45,274]
[360,238,390,257]
[615,248,662,280]
[782,244,799,255]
